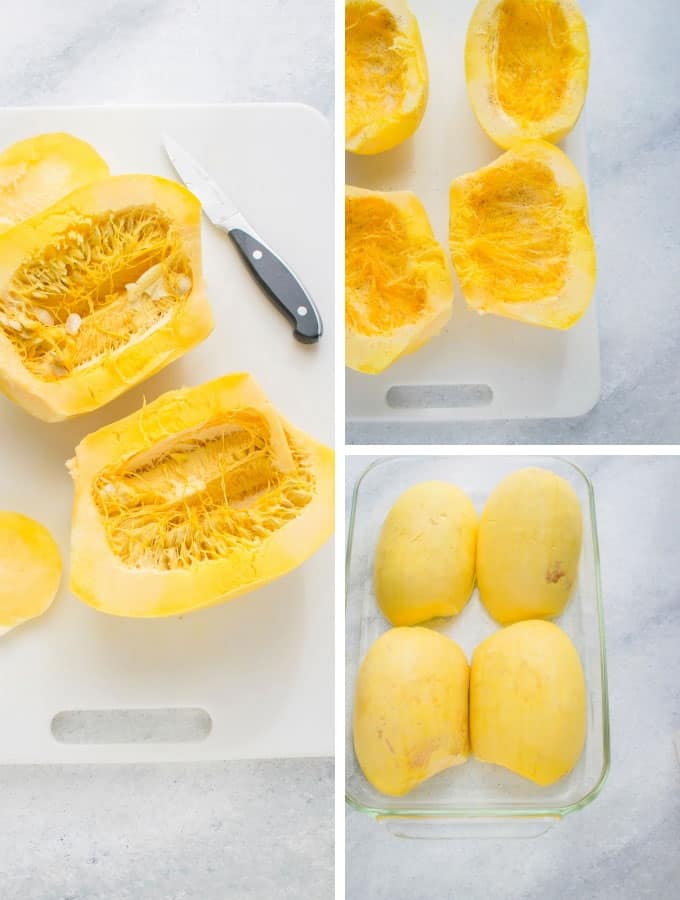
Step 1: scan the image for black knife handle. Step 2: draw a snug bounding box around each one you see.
[229,228,323,343]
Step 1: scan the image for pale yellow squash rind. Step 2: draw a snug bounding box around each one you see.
[0,174,213,421]
[0,511,62,633]
[0,132,109,234]
[470,620,587,785]
[346,185,453,373]
[353,627,470,796]
[449,140,596,329]
[345,0,428,154]
[477,467,582,624]
[374,481,478,625]
[465,0,590,148]
[68,373,334,618]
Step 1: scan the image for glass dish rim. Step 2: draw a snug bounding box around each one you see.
[345,454,611,821]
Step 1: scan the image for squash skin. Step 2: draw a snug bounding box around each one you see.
[0,133,109,234]
[345,0,428,155]
[465,0,590,149]
[346,185,453,373]
[353,627,470,796]
[68,373,334,618]
[0,174,213,422]
[374,481,478,625]
[449,140,596,330]
[477,467,582,624]
[470,620,586,785]
[0,511,61,634]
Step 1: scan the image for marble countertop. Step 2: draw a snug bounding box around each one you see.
[0,2,333,899]
[348,0,680,445]
[346,455,680,898]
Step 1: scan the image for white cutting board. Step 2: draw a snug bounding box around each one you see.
[0,104,333,763]
[346,0,600,425]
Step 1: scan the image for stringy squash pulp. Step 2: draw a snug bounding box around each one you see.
[0,511,61,635]
[345,0,428,154]
[449,140,595,329]
[0,175,213,421]
[346,186,453,373]
[68,373,334,617]
[465,0,590,148]
[0,133,109,234]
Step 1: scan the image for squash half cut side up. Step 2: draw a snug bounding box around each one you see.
[346,185,453,373]
[449,140,595,330]
[0,132,109,234]
[345,0,428,155]
[465,0,590,148]
[0,174,213,421]
[68,373,334,618]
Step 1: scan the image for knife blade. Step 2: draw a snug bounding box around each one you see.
[163,135,323,343]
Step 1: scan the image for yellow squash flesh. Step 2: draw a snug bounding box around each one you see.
[346,0,428,154]
[0,511,61,635]
[477,467,582,624]
[0,133,109,234]
[346,185,453,373]
[449,140,596,329]
[353,627,469,796]
[465,0,590,148]
[470,620,587,785]
[68,373,334,618]
[374,481,478,625]
[0,174,213,422]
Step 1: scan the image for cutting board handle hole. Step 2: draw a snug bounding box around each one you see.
[51,708,212,744]
[386,384,493,409]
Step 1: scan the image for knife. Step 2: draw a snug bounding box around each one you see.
[163,135,323,343]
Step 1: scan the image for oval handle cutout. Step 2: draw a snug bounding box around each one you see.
[51,707,212,744]
[386,384,493,409]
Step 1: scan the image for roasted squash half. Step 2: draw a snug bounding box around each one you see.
[449,140,595,329]
[68,373,334,618]
[345,0,428,154]
[0,133,109,234]
[0,175,213,421]
[346,185,452,373]
[465,0,590,148]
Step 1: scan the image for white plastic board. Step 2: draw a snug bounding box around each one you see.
[346,0,600,425]
[0,104,333,763]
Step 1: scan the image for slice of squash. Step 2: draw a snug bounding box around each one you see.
[346,185,452,373]
[0,174,213,422]
[465,0,590,148]
[0,133,109,234]
[449,140,595,329]
[0,511,61,635]
[345,0,428,155]
[68,373,334,618]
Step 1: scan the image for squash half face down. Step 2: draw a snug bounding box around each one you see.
[345,0,428,154]
[465,0,590,148]
[346,185,453,373]
[449,140,595,329]
[0,132,109,234]
[0,174,213,421]
[68,373,334,618]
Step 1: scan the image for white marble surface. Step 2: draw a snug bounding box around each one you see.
[0,2,333,899]
[347,0,680,445]
[346,455,680,898]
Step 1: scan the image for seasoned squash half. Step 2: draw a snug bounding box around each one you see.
[449,140,595,329]
[0,133,109,234]
[346,185,452,373]
[0,175,213,421]
[465,0,590,148]
[345,0,428,154]
[0,511,62,635]
[68,373,334,618]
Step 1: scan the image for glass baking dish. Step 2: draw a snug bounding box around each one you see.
[346,456,610,838]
